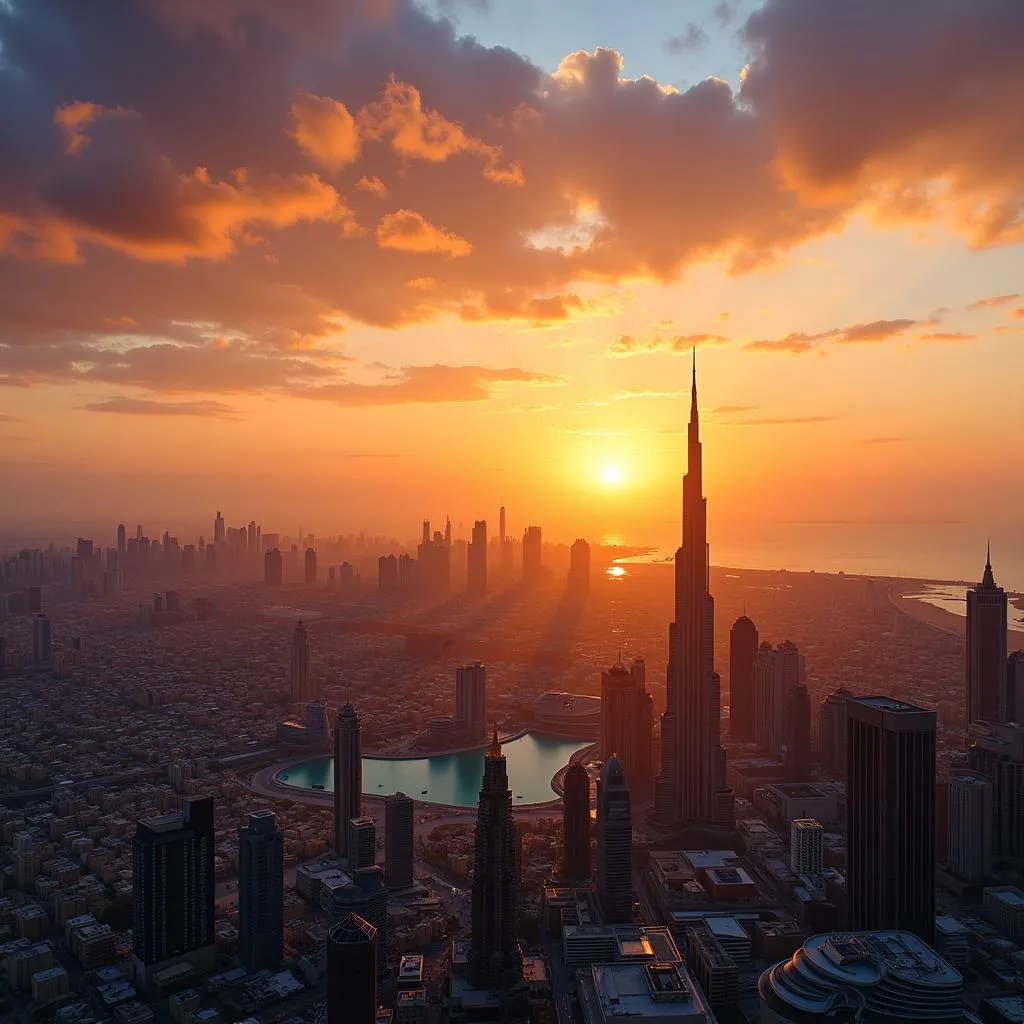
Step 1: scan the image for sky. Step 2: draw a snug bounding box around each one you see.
[1,0,1022,571]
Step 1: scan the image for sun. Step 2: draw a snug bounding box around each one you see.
[600,464,624,486]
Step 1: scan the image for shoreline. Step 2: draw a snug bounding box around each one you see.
[889,582,1024,653]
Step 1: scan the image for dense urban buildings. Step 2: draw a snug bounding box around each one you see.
[728,614,758,742]
[599,658,653,798]
[454,662,487,738]
[847,696,936,944]
[785,684,812,781]
[327,914,378,1024]
[384,792,415,889]
[467,519,487,596]
[754,640,805,758]
[596,755,632,924]
[947,772,993,883]
[561,760,591,881]
[238,808,284,972]
[333,703,362,859]
[966,548,1009,724]
[290,619,311,701]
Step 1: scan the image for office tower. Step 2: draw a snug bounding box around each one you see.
[819,687,853,777]
[754,641,805,758]
[1007,651,1023,724]
[786,684,812,781]
[968,721,1024,861]
[568,538,591,592]
[264,547,283,585]
[31,613,51,667]
[290,620,310,701]
[947,772,992,883]
[455,662,487,737]
[304,547,317,584]
[327,914,378,1024]
[729,615,758,742]
[596,756,632,923]
[238,809,284,972]
[321,866,387,981]
[348,817,376,870]
[499,505,505,548]
[654,356,733,832]
[444,516,451,548]
[378,554,399,591]
[247,520,257,553]
[131,797,215,979]
[468,731,522,992]
[522,526,542,584]
[422,520,430,546]
[117,523,126,553]
[499,505,513,574]
[847,697,936,944]
[967,547,1009,724]
[789,818,823,878]
[384,793,414,889]
[562,761,591,881]
[468,520,487,596]
[213,511,225,545]
[334,704,362,858]
[600,660,654,798]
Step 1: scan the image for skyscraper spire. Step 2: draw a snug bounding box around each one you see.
[690,347,699,431]
[982,542,996,588]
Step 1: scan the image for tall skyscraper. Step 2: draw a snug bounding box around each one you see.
[729,615,758,742]
[947,772,992,883]
[562,761,591,881]
[132,797,215,982]
[468,520,487,596]
[596,756,632,923]
[455,662,487,737]
[384,793,414,889]
[522,526,542,584]
[468,730,522,992]
[967,547,1009,724]
[968,720,1024,862]
[568,539,591,592]
[334,705,362,859]
[290,621,310,702]
[819,687,853,777]
[264,547,283,585]
[847,697,935,944]
[304,547,317,585]
[321,866,387,981]
[1008,651,1024,724]
[117,523,126,554]
[754,641,805,758]
[786,684,812,782]
[499,505,513,574]
[654,356,732,833]
[790,818,823,878]
[31,613,51,667]
[347,817,376,870]
[238,809,284,972]
[600,660,653,798]
[327,914,378,1024]
[214,511,225,545]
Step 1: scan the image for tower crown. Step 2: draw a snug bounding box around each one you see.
[488,725,502,759]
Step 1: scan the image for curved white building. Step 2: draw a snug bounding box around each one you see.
[758,931,970,1023]
[532,692,601,737]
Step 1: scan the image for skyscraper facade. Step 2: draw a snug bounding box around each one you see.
[264,547,283,585]
[214,511,225,545]
[304,547,317,584]
[819,687,853,777]
[384,793,414,889]
[562,761,591,881]
[334,705,362,859]
[596,756,632,923]
[290,620,310,702]
[966,549,1009,724]
[968,720,1024,862]
[754,641,805,758]
[468,520,487,596]
[31,613,51,667]
[455,662,487,737]
[1008,651,1024,724]
[522,526,542,584]
[600,660,653,798]
[654,358,732,833]
[786,684,812,782]
[117,523,127,553]
[947,772,992,883]
[327,914,378,1024]
[321,866,387,981]
[238,809,284,972]
[568,539,591,592]
[468,731,522,992]
[499,505,513,574]
[347,817,376,870]
[847,697,936,944]
[729,615,758,742]
[790,818,823,878]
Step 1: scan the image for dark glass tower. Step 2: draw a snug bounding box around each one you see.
[729,615,758,742]
[847,696,936,945]
[334,704,362,858]
[967,548,1009,724]
[327,913,377,1024]
[468,730,522,992]
[238,809,284,971]
[384,792,415,889]
[786,685,812,782]
[562,761,591,881]
[596,756,632,923]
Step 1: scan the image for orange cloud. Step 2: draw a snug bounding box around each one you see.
[918,331,975,342]
[356,175,389,197]
[376,209,472,257]
[288,93,361,170]
[835,319,918,343]
[606,333,730,357]
[966,293,1020,311]
[54,101,134,154]
[83,397,239,417]
[744,334,819,354]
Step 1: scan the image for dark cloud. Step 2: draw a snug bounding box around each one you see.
[83,397,240,417]
[665,25,707,54]
[747,316,923,352]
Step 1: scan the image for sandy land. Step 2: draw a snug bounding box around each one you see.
[890,582,1024,654]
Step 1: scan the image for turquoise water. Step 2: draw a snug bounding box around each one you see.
[276,733,590,807]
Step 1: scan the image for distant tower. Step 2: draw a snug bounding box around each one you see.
[596,756,632,923]
[468,730,522,992]
[384,793,414,889]
[334,705,362,859]
[786,684,812,782]
[968,721,1024,861]
[304,547,317,585]
[499,505,506,547]
[264,548,283,585]
[117,523,127,554]
[500,506,513,574]
[789,818,823,878]
[568,539,591,593]
[847,696,935,945]
[347,817,376,871]
[31,614,51,667]
[967,547,1009,724]
[455,663,487,738]
[290,621,310,701]
[444,517,452,548]
[238,809,284,972]
[819,687,853,778]
[562,761,591,881]
[327,914,378,1024]
[214,511,225,546]
[754,641,804,758]
[522,526,542,584]
[600,660,653,798]
[948,772,993,884]
[468,520,487,596]
[729,616,758,742]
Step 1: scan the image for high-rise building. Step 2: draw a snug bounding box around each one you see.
[334,705,362,859]
[968,720,1024,862]
[384,793,414,889]
[522,526,542,584]
[789,818,823,878]
[786,685,812,782]
[596,756,632,923]
[290,621,311,702]
[348,817,376,871]
[654,356,732,833]
[327,914,378,1024]
[562,761,591,881]
[321,866,387,981]
[499,505,513,574]
[31,613,51,667]
[117,523,126,553]
[600,660,653,798]
[468,730,522,992]
[238,809,284,972]
[967,548,1009,724]
[131,797,215,982]
[214,511,225,546]
[455,662,487,737]
[847,696,935,944]
[754,641,805,758]
[468,520,487,596]
[264,547,283,585]
[818,687,853,777]
[304,547,317,585]
[947,772,992,883]
[568,539,591,592]
[1007,650,1023,725]
[729,615,758,743]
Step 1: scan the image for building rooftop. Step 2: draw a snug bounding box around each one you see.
[580,962,713,1022]
[987,886,1024,906]
[854,696,929,713]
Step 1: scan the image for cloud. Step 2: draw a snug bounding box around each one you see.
[713,1,740,27]
[744,334,820,354]
[729,415,835,426]
[607,333,730,357]
[289,93,362,170]
[918,331,975,342]
[713,405,756,414]
[1012,308,1024,319]
[835,319,918,343]
[356,175,389,197]
[376,209,472,257]
[665,25,707,54]
[747,316,922,352]
[54,101,135,155]
[966,293,1020,311]
[0,414,21,423]
[83,397,239,417]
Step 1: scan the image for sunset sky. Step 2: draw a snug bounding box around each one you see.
[1,0,1022,567]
